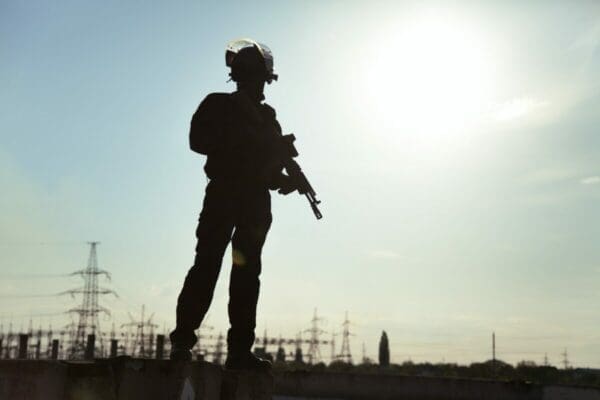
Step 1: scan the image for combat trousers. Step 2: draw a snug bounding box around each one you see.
[170,178,272,356]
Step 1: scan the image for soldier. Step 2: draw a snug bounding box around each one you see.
[169,39,296,369]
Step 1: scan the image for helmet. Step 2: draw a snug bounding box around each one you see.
[226,38,278,84]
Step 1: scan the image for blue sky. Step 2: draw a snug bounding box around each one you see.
[1,1,599,366]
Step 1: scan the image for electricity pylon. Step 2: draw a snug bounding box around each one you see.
[122,305,158,358]
[338,311,354,363]
[62,242,117,359]
[304,308,326,364]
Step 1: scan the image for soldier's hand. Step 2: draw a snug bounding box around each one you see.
[277,174,296,195]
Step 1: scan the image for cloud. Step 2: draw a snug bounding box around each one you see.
[492,97,548,122]
[580,176,600,185]
[522,167,577,185]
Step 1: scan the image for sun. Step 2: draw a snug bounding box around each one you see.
[362,13,495,146]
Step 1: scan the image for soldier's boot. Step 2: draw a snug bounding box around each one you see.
[170,345,192,362]
[224,352,271,371]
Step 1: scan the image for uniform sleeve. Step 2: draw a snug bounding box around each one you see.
[189,93,229,155]
[263,108,287,189]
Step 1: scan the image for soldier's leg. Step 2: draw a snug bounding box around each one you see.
[170,181,235,350]
[227,190,272,356]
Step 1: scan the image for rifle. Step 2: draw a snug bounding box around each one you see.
[279,134,322,220]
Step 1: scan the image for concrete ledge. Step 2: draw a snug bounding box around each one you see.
[543,385,600,400]
[2,361,599,400]
[63,358,223,400]
[0,360,67,400]
[0,359,269,400]
[273,370,600,400]
[222,369,273,400]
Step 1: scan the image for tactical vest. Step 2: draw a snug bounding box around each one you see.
[189,92,283,187]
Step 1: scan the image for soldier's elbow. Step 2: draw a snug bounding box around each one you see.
[189,139,205,154]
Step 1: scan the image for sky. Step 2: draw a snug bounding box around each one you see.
[1,1,599,367]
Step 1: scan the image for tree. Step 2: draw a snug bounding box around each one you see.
[378,331,390,367]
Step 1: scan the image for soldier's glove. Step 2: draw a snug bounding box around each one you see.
[277,174,296,195]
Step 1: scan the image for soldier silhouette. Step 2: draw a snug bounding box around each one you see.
[169,39,297,369]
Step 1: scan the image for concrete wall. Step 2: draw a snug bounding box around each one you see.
[543,385,600,400]
[273,370,600,400]
[1,360,599,400]
[0,359,271,400]
[0,360,66,399]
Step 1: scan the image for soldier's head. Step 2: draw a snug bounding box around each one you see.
[226,39,277,98]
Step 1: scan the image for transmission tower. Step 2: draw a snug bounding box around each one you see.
[276,334,286,362]
[361,342,367,364]
[0,322,5,359]
[45,323,54,359]
[262,328,269,353]
[330,331,337,363]
[213,332,225,365]
[4,322,14,359]
[561,348,570,370]
[34,323,42,359]
[304,308,326,364]
[338,311,354,363]
[193,316,214,359]
[63,242,117,359]
[492,332,496,362]
[294,332,303,363]
[121,305,158,358]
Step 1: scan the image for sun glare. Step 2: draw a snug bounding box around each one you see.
[362,14,496,147]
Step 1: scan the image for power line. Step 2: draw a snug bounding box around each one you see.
[0,294,61,299]
[0,241,86,247]
[0,273,73,279]
[0,311,67,318]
